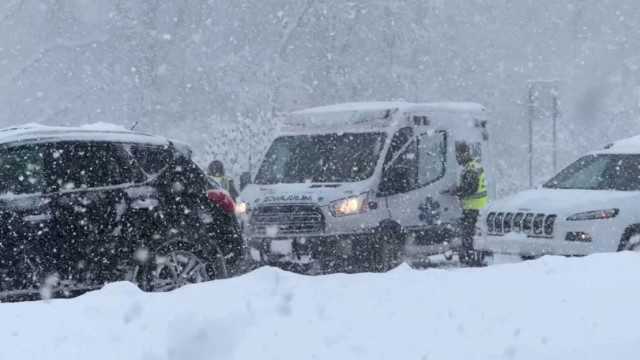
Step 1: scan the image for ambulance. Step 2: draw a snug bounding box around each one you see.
[236,101,490,272]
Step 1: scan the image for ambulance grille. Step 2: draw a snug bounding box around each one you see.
[250,205,325,236]
[487,211,556,237]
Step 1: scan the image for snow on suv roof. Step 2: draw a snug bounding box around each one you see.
[292,101,486,115]
[0,123,173,147]
[598,134,640,154]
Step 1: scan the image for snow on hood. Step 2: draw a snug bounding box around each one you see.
[488,187,640,215]
[239,181,370,207]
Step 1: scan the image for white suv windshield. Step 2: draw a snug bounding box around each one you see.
[255,132,386,184]
[544,154,640,191]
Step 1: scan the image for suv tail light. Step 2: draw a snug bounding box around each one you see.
[207,189,235,214]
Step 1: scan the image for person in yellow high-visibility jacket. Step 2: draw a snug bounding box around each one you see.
[208,160,239,200]
[450,142,489,264]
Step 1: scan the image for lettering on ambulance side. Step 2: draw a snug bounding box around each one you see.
[262,194,313,203]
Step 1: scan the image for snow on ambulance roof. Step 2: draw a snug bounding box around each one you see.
[0,123,173,147]
[292,101,409,115]
[285,101,486,133]
[292,101,486,115]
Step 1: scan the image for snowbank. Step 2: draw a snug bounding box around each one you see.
[2,254,640,360]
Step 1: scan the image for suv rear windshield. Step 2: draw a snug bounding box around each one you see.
[128,144,171,175]
[255,132,386,184]
[544,154,640,191]
[48,142,139,190]
[0,145,46,195]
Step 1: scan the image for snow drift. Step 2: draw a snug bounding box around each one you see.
[2,254,640,360]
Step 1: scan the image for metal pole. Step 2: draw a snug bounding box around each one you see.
[552,93,559,173]
[527,84,535,188]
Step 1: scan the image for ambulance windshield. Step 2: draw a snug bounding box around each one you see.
[255,132,386,184]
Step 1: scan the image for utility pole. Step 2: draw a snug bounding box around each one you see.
[551,90,559,173]
[527,80,561,187]
[527,84,535,188]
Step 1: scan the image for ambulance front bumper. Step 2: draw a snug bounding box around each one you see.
[247,233,374,264]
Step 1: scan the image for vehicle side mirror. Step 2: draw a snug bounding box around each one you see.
[240,171,252,191]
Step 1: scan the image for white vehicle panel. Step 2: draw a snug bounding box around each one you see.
[476,165,640,256]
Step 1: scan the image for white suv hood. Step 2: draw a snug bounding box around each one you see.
[488,188,640,216]
[239,182,370,207]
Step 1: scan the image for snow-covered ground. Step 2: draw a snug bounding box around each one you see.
[3,254,640,360]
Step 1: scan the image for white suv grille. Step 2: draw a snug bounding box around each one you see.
[487,211,556,237]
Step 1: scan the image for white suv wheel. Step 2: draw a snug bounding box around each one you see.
[626,234,640,251]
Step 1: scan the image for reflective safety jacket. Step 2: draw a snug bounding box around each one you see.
[457,160,488,210]
[212,176,232,192]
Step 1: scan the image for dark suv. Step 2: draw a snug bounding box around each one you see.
[0,125,242,301]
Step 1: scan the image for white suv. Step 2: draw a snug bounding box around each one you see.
[474,135,640,258]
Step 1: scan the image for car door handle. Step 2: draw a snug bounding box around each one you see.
[23,213,53,223]
[131,198,159,209]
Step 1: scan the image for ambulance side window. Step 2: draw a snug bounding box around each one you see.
[417,131,447,186]
[383,127,413,165]
[380,127,418,195]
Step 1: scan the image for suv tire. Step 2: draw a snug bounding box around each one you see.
[141,239,226,292]
[619,226,640,251]
[459,250,488,267]
[362,222,404,273]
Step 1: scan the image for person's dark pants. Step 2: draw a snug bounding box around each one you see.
[460,209,479,250]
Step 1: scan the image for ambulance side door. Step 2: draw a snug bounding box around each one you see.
[379,123,456,231]
[415,129,460,227]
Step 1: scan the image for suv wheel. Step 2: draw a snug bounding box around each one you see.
[365,223,404,273]
[619,226,640,252]
[150,250,211,292]
[622,233,640,251]
[459,250,488,267]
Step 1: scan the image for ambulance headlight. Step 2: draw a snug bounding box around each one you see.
[235,201,249,215]
[330,193,368,217]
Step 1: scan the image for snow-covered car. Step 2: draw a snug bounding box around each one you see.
[237,101,490,273]
[474,135,640,258]
[0,124,241,302]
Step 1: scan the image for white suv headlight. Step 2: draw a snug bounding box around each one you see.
[566,208,619,221]
[330,193,368,217]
